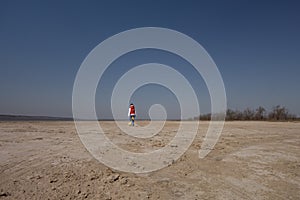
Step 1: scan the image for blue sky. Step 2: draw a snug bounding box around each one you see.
[0,0,299,118]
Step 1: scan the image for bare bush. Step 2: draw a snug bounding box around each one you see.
[197,105,298,121]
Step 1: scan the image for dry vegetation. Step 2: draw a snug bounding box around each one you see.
[197,105,298,121]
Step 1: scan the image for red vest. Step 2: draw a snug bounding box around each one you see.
[130,105,135,115]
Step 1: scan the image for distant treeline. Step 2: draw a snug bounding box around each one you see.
[195,105,299,121]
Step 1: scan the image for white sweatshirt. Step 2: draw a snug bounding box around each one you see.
[128,107,136,117]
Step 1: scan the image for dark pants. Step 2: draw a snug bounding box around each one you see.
[129,115,135,126]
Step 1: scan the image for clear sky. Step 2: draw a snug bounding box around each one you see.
[0,0,299,119]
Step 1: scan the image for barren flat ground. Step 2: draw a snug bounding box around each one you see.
[0,121,299,200]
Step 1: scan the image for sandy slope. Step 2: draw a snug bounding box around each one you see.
[0,121,299,199]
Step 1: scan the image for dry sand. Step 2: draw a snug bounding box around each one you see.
[0,121,299,199]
